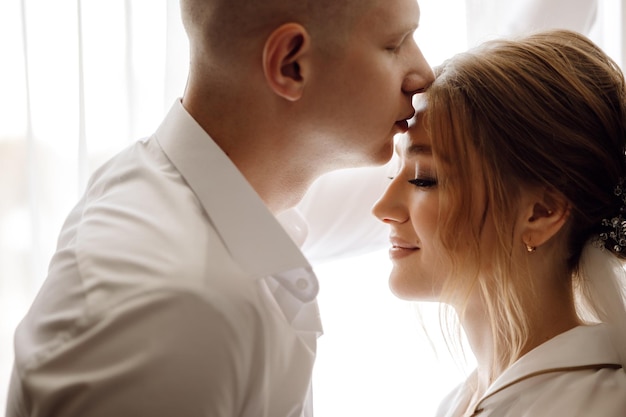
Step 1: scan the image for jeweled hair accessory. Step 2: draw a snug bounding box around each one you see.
[594,178,626,252]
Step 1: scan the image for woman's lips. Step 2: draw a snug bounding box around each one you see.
[389,237,419,259]
[389,246,418,259]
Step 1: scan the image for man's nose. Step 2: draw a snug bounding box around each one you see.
[402,48,435,96]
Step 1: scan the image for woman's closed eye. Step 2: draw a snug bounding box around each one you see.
[408,177,437,188]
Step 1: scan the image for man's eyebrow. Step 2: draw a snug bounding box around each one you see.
[392,23,418,39]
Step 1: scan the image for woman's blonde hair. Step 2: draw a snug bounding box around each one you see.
[425,29,626,376]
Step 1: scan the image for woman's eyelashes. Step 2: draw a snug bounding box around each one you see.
[387,161,438,188]
[386,174,437,188]
[408,177,437,188]
[409,162,438,188]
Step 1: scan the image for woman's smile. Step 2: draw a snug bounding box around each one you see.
[389,236,419,259]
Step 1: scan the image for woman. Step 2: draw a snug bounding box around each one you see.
[373,29,626,416]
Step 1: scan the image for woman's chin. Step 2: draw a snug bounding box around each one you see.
[388,274,438,301]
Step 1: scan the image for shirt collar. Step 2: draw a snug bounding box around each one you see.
[154,100,318,302]
[483,324,622,398]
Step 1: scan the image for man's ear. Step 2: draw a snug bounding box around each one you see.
[262,23,310,102]
[520,187,571,249]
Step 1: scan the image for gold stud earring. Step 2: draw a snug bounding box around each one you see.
[526,244,536,253]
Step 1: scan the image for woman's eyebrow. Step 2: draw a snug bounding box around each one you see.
[407,144,432,155]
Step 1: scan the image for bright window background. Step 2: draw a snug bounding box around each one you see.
[0,0,620,415]
[310,3,472,415]
[0,1,189,411]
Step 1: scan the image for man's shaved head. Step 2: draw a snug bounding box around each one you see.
[181,0,375,62]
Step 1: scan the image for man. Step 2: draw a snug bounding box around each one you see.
[7,0,433,415]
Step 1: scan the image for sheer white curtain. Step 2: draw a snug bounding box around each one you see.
[0,0,617,415]
[0,0,188,410]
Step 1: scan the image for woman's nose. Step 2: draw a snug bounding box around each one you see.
[372,181,409,224]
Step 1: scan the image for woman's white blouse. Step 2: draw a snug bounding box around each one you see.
[437,325,626,417]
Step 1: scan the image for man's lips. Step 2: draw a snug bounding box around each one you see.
[395,110,416,133]
[395,119,409,133]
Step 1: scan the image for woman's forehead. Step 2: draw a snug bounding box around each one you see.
[396,119,432,159]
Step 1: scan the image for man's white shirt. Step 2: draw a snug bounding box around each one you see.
[8,100,322,417]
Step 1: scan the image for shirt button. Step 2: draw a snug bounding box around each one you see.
[296,278,309,290]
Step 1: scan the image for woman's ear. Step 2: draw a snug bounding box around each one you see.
[262,23,310,101]
[520,187,571,250]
